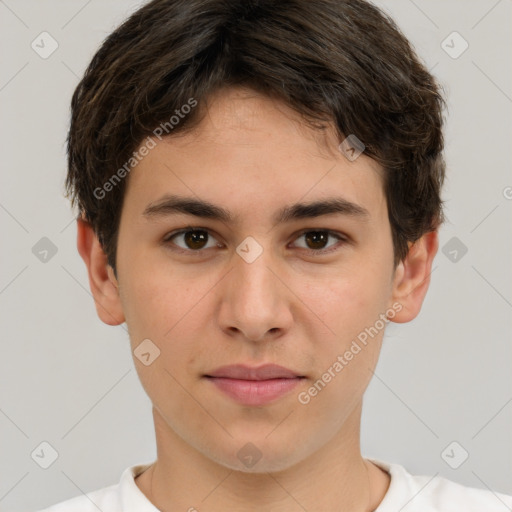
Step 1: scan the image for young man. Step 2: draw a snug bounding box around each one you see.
[39,0,512,510]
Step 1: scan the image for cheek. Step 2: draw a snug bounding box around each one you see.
[121,270,204,402]
[301,273,389,408]
[299,263,390,337]
[118,267,179,359]
[120,265,213,360]
[296,263,392,401]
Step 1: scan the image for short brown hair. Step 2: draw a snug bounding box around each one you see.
[65,0,446,274]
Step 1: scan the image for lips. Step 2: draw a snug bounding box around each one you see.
[204,364,304,380]
[204,364,306,405]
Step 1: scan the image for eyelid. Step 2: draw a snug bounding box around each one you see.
[291,229,348,255]
[163,226,222,254]
[163,227,348,255]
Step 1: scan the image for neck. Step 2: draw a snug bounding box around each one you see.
[136,403,390,512]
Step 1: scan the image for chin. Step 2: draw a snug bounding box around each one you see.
[206,437,308,474]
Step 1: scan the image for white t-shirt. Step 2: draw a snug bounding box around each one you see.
[37,457,512,511]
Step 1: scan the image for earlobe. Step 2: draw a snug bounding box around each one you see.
[76,217,125,326]
[389,231,439,324]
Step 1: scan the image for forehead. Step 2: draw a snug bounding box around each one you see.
[169,86,360,159]
[122,87,386,224]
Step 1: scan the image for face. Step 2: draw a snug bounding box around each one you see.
[81,86,437,474]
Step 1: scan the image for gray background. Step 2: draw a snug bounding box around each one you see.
[0,1,510,511]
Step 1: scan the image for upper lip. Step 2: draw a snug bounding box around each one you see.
[205,364,304,380]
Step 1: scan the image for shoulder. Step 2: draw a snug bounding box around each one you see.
[369,457,512,512]
[35,463,154,512]
[423,473,512,511]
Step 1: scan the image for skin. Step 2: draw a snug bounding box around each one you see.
[77,86,438,511]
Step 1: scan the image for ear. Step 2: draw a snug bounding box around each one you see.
[388,231,439,323]
[76,217,125,326]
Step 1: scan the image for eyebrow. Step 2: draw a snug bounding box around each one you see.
[142,194,370,225]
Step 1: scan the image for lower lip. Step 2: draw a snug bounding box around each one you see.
[205,377,304,406]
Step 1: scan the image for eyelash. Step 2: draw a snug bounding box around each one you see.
[162,226,348,257]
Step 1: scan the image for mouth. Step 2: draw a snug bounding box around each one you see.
[204,363,306,380]
[204,376,305,406]
[203,364,306,406]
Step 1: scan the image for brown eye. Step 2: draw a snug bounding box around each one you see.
[304,231,329,250]
[165,228,220,252]
[292,230,346,254]
[183,230,209,250]
[163,227,346,256]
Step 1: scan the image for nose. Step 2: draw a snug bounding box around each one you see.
[217,247,293,343]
